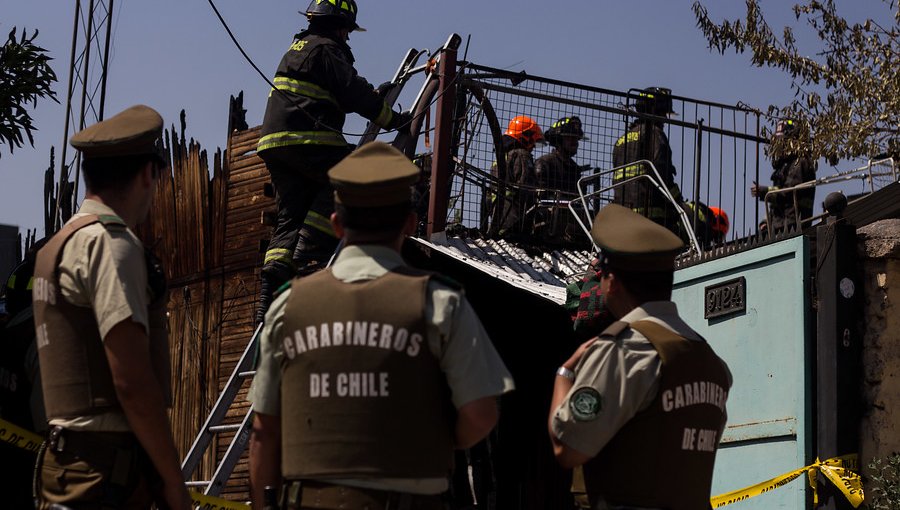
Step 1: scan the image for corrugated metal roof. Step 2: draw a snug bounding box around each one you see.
[410,236,594,305]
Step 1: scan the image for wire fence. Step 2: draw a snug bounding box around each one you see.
[439,62,767,249]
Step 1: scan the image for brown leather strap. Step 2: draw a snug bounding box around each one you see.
[627,320,683,343]
[628,320,691,364]
[40,215,101,278]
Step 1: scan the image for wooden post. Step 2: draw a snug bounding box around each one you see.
[427,47,458,238]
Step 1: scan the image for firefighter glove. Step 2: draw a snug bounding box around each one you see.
[751,183,769,199]
[375,81,393,98]
[388,111,413,131]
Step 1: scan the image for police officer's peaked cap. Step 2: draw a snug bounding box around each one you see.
[591,204,684,271]
[328,142,420,207]
[70,105,166,164]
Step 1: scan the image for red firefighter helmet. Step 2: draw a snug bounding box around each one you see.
[504,115,544,150]
[709,206,730,237]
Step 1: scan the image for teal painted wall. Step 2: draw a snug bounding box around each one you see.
[673,236,812,509]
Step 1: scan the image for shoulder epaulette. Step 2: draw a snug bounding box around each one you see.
[97,214,126,227]
[598,320,630,339]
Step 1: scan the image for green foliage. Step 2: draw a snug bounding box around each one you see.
[692,0,900,164]
[866,454,900,509]
[0,27,58,159]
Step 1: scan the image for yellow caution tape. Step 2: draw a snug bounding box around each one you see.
[0,417,44,453]
[190,491,250,509]
[710,454,864,508]
[0,419,250,509]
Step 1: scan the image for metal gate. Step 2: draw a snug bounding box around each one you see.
[673,236,812,509]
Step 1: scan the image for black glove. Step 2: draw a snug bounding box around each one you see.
[388,111,413,131]
[375,81,394,98]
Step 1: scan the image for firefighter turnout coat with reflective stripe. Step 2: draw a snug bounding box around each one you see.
[612,121,677,188]
[280,267,454,480]
[583,320,731,510]
[32,215,172,419]
[612,121,682,227]
[258,28,395,153]
[766,155,817,231]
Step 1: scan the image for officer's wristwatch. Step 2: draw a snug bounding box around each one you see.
[556,366,576,380]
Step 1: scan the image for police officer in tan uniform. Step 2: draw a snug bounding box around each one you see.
[248,142,514,510]
[32,105,191,510]
[548,205,731,510]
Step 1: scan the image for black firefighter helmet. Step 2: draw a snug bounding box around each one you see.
[544,116,588,147]
[4,259,34,318]
[633,87,675,117]
[774,118,801,139]
[2,237,48,318]
[305,0,364,31]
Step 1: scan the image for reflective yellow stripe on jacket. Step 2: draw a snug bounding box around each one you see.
[613,163,646,181]
[684,203,708,223]
[303,210,337,238]
[615,131,640,146]
[632,206,670,219]
[264,248,294,267]
[375,102,393,128]
[5,274,33,290]
[257,131,348,151]
[271,76,339,106]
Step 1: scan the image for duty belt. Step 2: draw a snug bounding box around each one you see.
[282,480,446,510]
[48,426,138,463]
[46,426,142,491]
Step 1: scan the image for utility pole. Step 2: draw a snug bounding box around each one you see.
[53,0,116,232]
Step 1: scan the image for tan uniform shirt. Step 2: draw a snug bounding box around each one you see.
[49,199,151,432]
[551,301,729,457]
[250,244,515,494]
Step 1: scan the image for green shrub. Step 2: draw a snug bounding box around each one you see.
[866,454,900,509]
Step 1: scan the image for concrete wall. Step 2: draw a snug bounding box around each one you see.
[857,219,900,470]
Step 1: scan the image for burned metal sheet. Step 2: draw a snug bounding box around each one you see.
[410,236,593,305]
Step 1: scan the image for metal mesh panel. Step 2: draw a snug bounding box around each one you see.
[443,63,766,248]
[868,158,898,190]
[827,157,899,193]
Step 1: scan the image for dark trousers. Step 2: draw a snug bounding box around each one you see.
[0,444,37,509]
[256,145,350,323]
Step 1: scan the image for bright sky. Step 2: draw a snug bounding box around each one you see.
[0,0,885,239]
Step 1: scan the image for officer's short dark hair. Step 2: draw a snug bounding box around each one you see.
[82,154,159,193]
[335,202,413,235]
[610,267,674,302]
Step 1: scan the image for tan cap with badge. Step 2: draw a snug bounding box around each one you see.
[591,204,685,271]
[328,142,420,207]
[70,105,166,164]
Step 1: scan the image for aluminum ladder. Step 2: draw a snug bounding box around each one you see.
[181,323,261,496]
